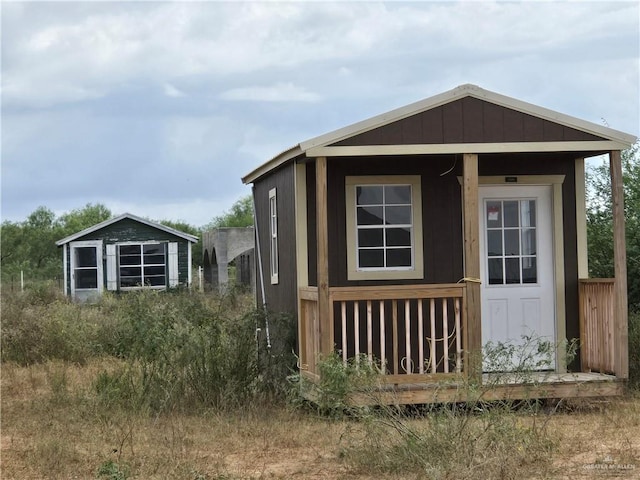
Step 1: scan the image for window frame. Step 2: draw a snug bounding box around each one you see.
[116,241,167,290]
[345,175,424,281]
[269,188,279,285]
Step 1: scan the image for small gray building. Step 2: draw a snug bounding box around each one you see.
[56,213,198,302]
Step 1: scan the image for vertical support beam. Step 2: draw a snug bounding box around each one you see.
[316,157,333,357]
[295,162,309,370]
[575,157,589,279]
[610,150,628,379]
[463,153,482,382]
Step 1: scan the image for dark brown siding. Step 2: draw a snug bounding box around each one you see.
[254,163,298,315]
[332,98,604,146]
[306,152,580,368]
[326,155,465,287]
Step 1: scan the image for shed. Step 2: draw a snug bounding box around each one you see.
[56,213,198,302]
[242,84,637,405]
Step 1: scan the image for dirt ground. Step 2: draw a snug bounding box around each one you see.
[2,360,639,479]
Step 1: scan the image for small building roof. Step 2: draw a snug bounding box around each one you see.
[242,84,637,184]
[55,213,199,246]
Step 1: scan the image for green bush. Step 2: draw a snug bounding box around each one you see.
[1,290,98,365]
[2,286,297,412]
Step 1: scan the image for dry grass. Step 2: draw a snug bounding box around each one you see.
[2,360,640,479]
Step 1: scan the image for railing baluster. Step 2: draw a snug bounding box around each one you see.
[418,299,424,374]
[354,301,360,364]
[430,298,436,374]
[341,301,347,364]
[443,298,449,374]
[405,299,411,373]
[367,300,373,364]
[455,298,462,373]
[380,301,386,374]
[393,300,398,375]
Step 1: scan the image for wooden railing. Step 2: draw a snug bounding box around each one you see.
[579,279,615,374]
[299,287,320,378]
[330,284,466,383]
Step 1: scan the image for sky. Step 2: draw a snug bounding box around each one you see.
[1,1,639,228]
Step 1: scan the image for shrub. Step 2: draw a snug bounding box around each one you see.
[2,287,296,412]
[1,292,98,365]
[300,349,559,479]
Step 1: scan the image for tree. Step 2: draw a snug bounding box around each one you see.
[206,195,254,229]
[23,206,62,276]
[58,203,112,238]
[158,219,202,268]
[586,143,640,311]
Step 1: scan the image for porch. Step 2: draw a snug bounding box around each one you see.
[298,279,626,405]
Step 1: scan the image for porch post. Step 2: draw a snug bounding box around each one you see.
[463,153,482,381]
[610,150,628,379]
[315,156,333,356]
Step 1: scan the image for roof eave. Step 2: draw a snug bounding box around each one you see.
[241,144,303,184]
[56,213,199,246]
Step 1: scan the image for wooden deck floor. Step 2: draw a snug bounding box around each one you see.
[344,371,624,406]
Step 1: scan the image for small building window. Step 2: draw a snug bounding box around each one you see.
[346,176,423,281]
[269,188,279,284]
[118,243,167,288]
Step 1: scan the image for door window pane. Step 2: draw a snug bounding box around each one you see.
[75,269,97,289]
[488,258,503,285]
[504,201,519,227]
[505,258,521,284]
[75,247,97,268]
[504,230,520,256]
[522,257,537,283]
[485,198,538,286]
[487,230,503,256]
[486,201,502,228]
[521,229,536,255]
[520,200,536,227]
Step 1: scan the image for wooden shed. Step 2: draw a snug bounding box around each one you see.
[56,213,198,302]
[242,84,636,404]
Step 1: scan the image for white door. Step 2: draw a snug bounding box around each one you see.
[70,240,103,302]
[479,185,556,371]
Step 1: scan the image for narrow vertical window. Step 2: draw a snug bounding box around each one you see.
[269,188,279,284]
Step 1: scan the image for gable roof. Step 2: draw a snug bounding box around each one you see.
[242,84,637,184]
[55,213,199,246]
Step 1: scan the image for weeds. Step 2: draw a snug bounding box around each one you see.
[97,460,130,480]
[2,285,296,413]
[298,344,564,479]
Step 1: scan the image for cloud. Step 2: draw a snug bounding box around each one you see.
[219,82,320,103]
[1,1,637,228]
[163,83,186,98]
